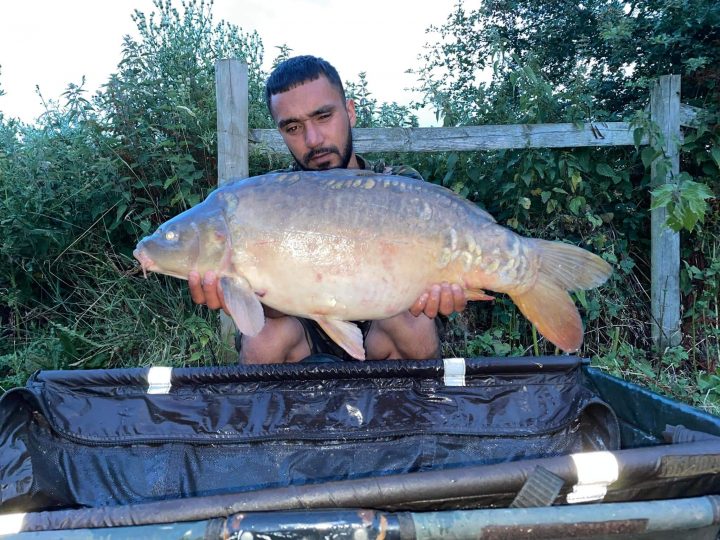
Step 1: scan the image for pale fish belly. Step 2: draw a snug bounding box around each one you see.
[238,230,444,320]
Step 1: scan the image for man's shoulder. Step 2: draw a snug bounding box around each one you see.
[272,163,300,174]
[362,158,424,181]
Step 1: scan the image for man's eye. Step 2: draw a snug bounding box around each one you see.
[285,125,300,134]
[318,113,331,121]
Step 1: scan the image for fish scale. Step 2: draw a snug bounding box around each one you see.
[134,169,612,360]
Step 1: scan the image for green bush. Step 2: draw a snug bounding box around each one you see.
[413,0,720,410]
[1,0,268,389]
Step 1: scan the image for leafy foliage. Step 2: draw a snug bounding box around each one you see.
[98,0,270,232]
[414,0,719,409]
[415,0,720,119]
[346,72,419,128]
[1,0,267,389]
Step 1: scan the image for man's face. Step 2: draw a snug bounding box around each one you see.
[270,76,358,170]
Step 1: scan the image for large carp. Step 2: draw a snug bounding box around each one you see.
[134,169,611,359]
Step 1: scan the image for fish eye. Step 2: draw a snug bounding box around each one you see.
[165,231,178,241]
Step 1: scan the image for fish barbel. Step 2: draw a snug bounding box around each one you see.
[133,169,612,359]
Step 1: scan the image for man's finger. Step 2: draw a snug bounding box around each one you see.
[451,283,467,313]
[188,271,206,305]
[410,293,429,317]
[424,284,441,318]
[438,282,454,316]
[202,271,222,310]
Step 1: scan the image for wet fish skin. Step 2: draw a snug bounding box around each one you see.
[134,169,612,359]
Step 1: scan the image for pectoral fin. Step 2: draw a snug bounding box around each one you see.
[314,317,366,360]
[466,288,495,302]
[220,276,265,336]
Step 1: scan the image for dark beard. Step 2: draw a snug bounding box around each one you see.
[294,127,354,170]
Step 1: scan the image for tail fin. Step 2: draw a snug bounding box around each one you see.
[509,240,612,352]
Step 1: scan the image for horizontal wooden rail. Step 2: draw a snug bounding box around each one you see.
[249,104,699,154]
[250,123,638,153]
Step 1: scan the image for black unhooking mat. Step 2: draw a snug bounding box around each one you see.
[0,356,620,513]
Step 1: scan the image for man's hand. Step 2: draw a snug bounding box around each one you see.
[189,270,226,312]
[410,282,467,318]
[189,271,286,319]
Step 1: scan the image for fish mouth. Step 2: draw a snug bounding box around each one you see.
[133,248,155,279]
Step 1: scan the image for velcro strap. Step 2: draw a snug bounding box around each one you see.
[510,466,565,508]
[147,366,173,394]
[443,358,466,386]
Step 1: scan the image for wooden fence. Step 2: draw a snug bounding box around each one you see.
[215,59,702,353]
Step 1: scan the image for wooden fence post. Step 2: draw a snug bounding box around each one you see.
[650,74,682,350]
[215,59,248,358]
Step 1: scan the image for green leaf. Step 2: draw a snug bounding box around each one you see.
[633,127,645,148]
[570,172,582,193]
[683,180,714,202]
[114,203,128,227]
[632,358,657,380]
[654,160,669,182]
[650,184,675,210]
[653,178,714,232]
[596,163,616,177]
[711,146,720,170]
[568,196,586,215]
[468,167,483,181]
[619,257,635,273]
[641,147,657,169]
[586,213,603,228]
[452,182,469,197]
[702,163,717,176]
[681,204,699,231]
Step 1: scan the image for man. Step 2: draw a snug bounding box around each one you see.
[189,55,467,363]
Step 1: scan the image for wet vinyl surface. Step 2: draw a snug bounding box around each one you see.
[0,357,619,512]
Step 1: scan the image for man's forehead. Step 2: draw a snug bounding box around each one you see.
[270,76,345,119]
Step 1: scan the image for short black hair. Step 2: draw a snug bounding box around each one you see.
[265,55,346,115]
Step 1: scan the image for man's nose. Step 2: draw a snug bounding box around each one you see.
[304,122,323,147]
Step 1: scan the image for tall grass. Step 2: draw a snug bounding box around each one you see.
[1,237,234,392]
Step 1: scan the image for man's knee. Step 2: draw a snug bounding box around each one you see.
[367,313,440,360]
[239,317,309,364]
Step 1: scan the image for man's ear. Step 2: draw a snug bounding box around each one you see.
[346,98,357,128]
